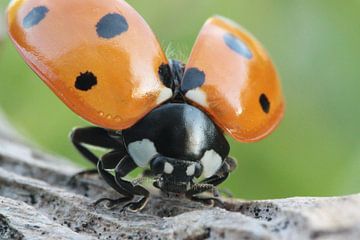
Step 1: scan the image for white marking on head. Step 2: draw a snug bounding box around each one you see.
[186,163,196,176]
[185,88,209,107]
[200,150,222,178]
[164,162,174,174]
[128,139,158,167]
[156,87,172,104]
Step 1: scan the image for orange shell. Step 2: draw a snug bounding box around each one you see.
[183,16,285,142]
[7,0,171,130]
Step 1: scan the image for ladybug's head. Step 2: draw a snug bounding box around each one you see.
[150,155,202,193]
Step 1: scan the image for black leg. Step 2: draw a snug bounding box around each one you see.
[95,155,149,212]
[120,187,150,212]
[94,155,135,208]
[97,157,131,196]
[186,184,224,206]
[186,156,237,206]
[101,150,129,169]
[201,173,229,186]
[114,157,150,212]
[68,127,126,184]
[200,156,237,190]
[200,171,229,195]
[186,184,215,196]
[71,127,126,166]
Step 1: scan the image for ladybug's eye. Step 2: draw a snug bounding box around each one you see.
[194,163,203,178]
[150,157,165,175]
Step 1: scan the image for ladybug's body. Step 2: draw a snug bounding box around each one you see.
[124,103,230,193]
[71,61,234,210]
[7,0,285,211]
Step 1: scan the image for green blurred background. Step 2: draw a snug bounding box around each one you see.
[0,0,359,199]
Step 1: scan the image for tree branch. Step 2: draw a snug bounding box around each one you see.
[0,113,359,240]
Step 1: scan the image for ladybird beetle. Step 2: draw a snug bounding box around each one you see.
[7,0,284,211]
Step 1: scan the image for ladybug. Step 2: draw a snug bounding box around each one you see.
[7,0,284,211]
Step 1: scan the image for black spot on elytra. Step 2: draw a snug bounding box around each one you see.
[75,71,97,91]
[158,63,173,88]
[96,13,128,39]
[23,6,49,29]
[260,93,270,113]
[224,33,252,59]
[180,68,205,92]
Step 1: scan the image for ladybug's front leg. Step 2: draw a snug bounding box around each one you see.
[185,156,237,206]
[95,155,150,212]
[200,156,237,187]
[185,184,224,207]
[94,154,134,208]
[114,157,150,212]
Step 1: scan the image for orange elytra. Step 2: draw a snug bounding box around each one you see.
[7,1,284,141]
[7,0,171,130]
[183,16,284,142]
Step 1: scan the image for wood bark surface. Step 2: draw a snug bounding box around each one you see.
[0,113,359,240]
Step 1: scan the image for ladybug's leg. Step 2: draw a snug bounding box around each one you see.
[201,156,237,197]
[69,127,126,182]
[96,155,150,212]
[200,156,237,186]
[94,154,135,208]
[186,156,237,206]
[71,127,125,166]
[185,184,224,206]
[114,157,150,212]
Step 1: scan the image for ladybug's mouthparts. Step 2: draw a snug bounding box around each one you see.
[155,177,192,194]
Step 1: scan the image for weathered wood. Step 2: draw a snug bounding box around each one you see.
[0,113,360,240]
